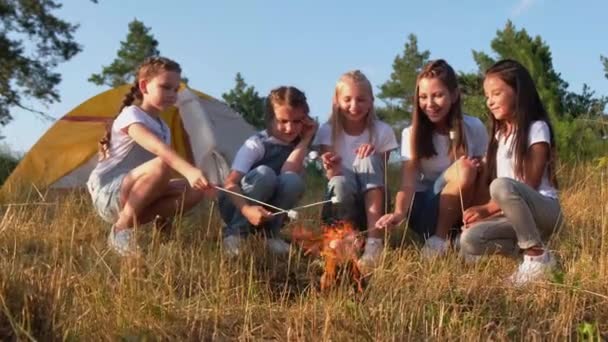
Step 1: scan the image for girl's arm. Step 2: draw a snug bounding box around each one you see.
[319,145,342,179]
[127,123,209,189]
[375,160,416,228]
[524,142,551,189]
[393,160,417,217]
[281,118,318,173]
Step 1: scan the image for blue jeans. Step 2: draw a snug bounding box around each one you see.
[408,172,448,239]
[219,165,305,238]
[321,154,385,230]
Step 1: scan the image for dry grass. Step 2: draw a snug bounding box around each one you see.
[0,161,606,340]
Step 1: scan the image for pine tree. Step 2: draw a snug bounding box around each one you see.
[377,34,430,126]
[88,19,160,87]
[222,73,266,129]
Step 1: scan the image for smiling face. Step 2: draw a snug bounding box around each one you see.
[270,104,307,143]
[417,77,457,126]
[335,79,373,125]
[139,70,181,115]
[483,74,516,122]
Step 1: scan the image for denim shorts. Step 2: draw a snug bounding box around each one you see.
[408,173,448,238]
[87,174,126,224]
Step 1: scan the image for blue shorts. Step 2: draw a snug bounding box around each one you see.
[408,173,448,238]
[87,174,126,224]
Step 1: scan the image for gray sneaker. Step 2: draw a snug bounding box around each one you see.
[266,238,291,255]
[223,235,242,257]
[107,226,137,257]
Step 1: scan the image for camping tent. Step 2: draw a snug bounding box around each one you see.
[1,84,255,198]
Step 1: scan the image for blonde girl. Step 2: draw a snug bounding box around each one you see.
[313,70,398,272]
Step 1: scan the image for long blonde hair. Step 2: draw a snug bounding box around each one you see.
[98,56,181,160]
[329,70,377,147]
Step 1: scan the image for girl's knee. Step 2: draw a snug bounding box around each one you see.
[278,171,305,195]
[459,229,482,255]
[490,177,517,202]
[329,176,356,198]
[248,165,278,189]
[450,159,478,189]
[353,154,383,173]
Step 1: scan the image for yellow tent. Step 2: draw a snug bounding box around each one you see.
[1,84,255,198]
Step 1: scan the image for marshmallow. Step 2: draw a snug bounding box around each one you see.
[449,130,457,141]
[328,239,339,249]
[287,210,299,220]
[330,196,339,204]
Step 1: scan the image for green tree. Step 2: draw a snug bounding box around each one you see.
[222,73,266,129]
[0,0,82,124]
[472,21,567,119]
[602,55,608,80]
[377,34,430,125]
[563,84,607,118]
[88,19,159,87]
[458,71,487,120]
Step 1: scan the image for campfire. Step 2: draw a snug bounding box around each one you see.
[292,221,366,292]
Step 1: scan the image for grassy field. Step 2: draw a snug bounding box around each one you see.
[0,161,606,340]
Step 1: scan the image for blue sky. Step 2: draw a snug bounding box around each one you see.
[3,0,607,153]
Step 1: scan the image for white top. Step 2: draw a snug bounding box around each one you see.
[313,119,398,170]
[401,115,488,192]
[496,120,558,198]
[231,130,290,174]
[91,105,171,177]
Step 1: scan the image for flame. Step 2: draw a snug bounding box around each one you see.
[292,221,365,292]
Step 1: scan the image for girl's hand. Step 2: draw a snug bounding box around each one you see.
[375,212,406,229]
[355,144,375,158]
[321,152,342,178]
[462,205,490,226]
[241,205,272,226]
[185,168,210,191]
[300,117,318,142]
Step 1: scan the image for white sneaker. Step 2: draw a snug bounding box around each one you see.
[357,238,383,273]
[509,250,556,286]
[266,238,291,255]
[107,226,137,257]
[223,235,242,257]
[421,235,449,259]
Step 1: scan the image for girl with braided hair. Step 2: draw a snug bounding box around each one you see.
[87,56,215,256]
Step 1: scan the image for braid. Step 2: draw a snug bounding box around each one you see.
[98,80,141,160]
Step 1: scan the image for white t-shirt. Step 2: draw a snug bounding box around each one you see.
[496,120,557,198]
[401,115,488,192]
[231,130,291,174]
[313,120,398,170]
[91,105,171,177]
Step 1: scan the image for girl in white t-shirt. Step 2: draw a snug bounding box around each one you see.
[313,70,398,273]
[460,59,562,286]
[376,60,488,258]
[87,57,214,256]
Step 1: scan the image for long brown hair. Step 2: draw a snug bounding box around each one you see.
[98,56,181,160]
[329,70,377,147]
[484,59,558,187]
[264,86,310,132]
[411,59,466,161]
